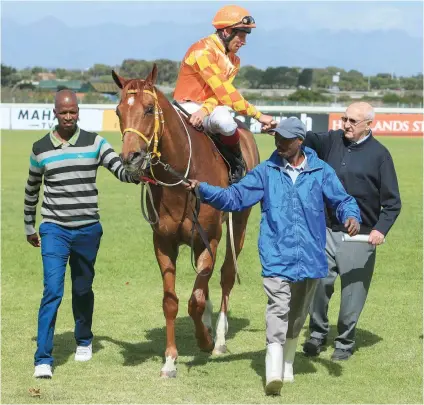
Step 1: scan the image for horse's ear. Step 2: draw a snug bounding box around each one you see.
[146,63,158,86]
[111,70,127,89]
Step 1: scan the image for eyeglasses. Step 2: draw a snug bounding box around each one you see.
[341,116,368,126]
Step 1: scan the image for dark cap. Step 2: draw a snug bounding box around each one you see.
[268,117,306,140]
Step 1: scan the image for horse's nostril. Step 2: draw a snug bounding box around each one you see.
[132,152,141,161]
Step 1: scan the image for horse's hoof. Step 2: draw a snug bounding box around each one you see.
[213,345,227,355]
[200,343,214,353]
[160,370,177,378]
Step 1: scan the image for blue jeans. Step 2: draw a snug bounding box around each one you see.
[34,222,103,366]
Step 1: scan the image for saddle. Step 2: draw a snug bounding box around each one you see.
[172,102,247,184]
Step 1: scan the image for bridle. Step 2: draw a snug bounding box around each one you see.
[121,88,164,161]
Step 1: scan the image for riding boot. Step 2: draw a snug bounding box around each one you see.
[225,140,245,183]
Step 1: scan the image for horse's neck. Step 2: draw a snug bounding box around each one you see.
[157,94,219,181]
[156,98,194,176]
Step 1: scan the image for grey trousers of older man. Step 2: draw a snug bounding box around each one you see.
[263,277,318,345]
[308,228,376,352]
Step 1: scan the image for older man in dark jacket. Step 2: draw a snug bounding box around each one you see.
[302,102,402,361]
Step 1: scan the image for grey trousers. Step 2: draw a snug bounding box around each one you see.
[263,277,318,345]
[308,228,376,351]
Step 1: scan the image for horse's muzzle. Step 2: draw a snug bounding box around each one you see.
[120,150,147,173]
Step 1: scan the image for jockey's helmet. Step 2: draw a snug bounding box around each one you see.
[212,5,256,34]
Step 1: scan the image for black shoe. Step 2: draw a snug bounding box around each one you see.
[331,348,353,361]
[303,337,327,357]
[227,143,245,184]
[230,163,244,183]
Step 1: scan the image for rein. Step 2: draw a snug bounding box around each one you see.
[120,88,214,276]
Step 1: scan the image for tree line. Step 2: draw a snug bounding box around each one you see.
[2,60,423,91]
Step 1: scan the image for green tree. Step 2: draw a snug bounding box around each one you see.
[120,59,152,79]
[238,65,263,88]
[287,89,328,102]
[297,68,313,88]
[54,68,68,79]
[89,64,114,77]
[1,64,20,87]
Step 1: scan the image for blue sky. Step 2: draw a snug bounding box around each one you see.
[2,0,423,38]
[1,1,423,75]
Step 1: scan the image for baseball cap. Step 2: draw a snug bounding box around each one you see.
[268,117,306,140]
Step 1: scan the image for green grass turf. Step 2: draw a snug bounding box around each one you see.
[1,131,422,403]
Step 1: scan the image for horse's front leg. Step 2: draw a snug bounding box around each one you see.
[153,233,179,378]
[188,239,219,352]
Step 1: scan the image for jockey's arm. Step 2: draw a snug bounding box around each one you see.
[193,51,275,128]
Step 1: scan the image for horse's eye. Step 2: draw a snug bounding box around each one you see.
[115,107,121,117]
[145,105,154,115]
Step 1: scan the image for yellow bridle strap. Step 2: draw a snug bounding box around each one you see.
[122,127,150,145]
[121,88,164,158]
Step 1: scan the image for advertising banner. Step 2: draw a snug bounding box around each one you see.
[237,112,329,133]
[102,109,331,133]
[1,107,11,130]
[9,107,103,131]
[329,113,424,136]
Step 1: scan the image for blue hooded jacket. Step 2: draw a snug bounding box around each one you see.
[198,146,361,281]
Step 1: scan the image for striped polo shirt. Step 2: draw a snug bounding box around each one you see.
[24,127,137,235]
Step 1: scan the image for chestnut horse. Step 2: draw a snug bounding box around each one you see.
[112,64,260,377]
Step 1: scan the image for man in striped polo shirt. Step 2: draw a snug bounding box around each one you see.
[25,90,139,378]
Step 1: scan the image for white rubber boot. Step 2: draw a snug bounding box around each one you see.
[265,343,283,395]
[283,337,299,383]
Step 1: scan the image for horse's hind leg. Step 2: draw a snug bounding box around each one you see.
[214,208,251,355]
[188,239,219,352]
[153,233,179,378]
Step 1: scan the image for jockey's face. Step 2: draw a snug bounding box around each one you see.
[225,29,248,53]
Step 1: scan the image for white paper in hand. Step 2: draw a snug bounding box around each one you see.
[342,234,386,244]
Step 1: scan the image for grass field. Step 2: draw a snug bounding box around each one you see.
[1,130,422,404]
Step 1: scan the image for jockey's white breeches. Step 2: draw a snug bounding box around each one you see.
[178,102,237,137]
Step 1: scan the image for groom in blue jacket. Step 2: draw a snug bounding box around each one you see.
[184,117,361,396]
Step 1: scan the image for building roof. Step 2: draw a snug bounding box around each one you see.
[37,80,84,91]
[89,82,119,94]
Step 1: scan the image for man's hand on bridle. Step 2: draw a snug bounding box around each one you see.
[182,179,200,191]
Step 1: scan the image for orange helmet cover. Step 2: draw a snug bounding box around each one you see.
[212,5,256,30]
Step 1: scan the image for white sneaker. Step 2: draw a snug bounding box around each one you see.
[33,364,52,378]
[74,343,92,362]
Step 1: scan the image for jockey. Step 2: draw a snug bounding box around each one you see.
[173,4,276,182]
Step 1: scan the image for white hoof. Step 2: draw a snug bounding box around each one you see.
[212,344,227,355]
[160,356,177,378]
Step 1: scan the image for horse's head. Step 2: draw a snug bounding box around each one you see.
[112,64,164,173]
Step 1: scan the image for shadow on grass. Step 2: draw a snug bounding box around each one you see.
[179,324,383,388]
[37,315,252,369]
[34,321,382,384]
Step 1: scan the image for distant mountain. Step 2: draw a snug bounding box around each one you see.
[1,17,422,76]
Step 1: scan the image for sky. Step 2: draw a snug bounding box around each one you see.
[1,1,423,75]
[2,0,423,38]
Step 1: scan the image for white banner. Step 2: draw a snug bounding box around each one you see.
[1,107,11,129]
[3,106,104,131]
